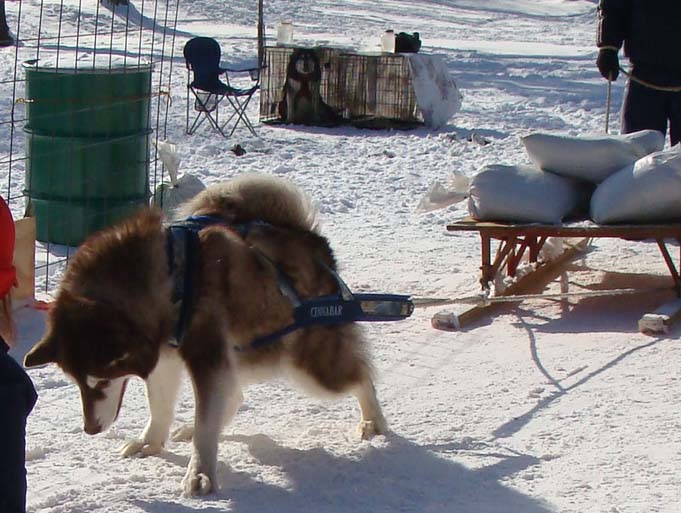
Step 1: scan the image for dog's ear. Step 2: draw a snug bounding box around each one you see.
[24,334,58,368]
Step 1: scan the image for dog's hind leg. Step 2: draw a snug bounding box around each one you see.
[289,363,388,440]
[352,377,388,440]
[288,327,388,440]
[121,347,184,457]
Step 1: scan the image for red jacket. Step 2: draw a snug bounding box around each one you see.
[0,196,16,298]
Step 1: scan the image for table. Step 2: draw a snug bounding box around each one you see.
[259,46,460,129]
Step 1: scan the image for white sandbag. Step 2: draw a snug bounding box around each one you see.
[152,141,206,215]
[153,173,206,215]
[468,164,589,224]
[521,129,665,183]
[590,147,681,224]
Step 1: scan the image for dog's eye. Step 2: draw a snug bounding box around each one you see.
[85,376,111,390]
[94,380,111,391]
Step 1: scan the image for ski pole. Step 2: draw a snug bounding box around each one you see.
[605,76,612,134]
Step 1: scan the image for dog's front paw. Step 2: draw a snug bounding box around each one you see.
[182,469,214,496]
[356,417,388,440]
[171,424,194,442]
[120,439,164,457]
[182,454,217,496]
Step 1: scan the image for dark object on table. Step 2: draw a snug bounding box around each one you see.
[395,32,421,53]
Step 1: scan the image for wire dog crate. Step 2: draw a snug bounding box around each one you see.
[260,46,423,129]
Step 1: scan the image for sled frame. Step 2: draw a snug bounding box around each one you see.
[430,219,681,333]
[447,219,681,296]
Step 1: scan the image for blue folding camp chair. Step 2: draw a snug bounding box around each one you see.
[183,37,261,137]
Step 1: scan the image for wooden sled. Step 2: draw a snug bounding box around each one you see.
[432,218,681,333]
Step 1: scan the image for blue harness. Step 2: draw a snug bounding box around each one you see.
[165,216,414,350]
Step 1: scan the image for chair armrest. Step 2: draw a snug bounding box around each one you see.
[223,64,267,81]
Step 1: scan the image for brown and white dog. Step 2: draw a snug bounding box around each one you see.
[24,173,387,496]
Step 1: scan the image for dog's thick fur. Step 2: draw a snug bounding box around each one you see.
[24,174,387,495]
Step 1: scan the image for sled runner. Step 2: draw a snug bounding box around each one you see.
[432,218,681,333]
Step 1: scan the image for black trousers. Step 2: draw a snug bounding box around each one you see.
[0,344,37,513]
[621,70,681,146]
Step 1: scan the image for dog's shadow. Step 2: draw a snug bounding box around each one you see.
[135,432,553,513]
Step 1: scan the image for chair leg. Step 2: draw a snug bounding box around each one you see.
[187,90,228,137]
[186,85,190,134]
[186,86,256,138]
[221,94,258,137]
[232,95,257,137]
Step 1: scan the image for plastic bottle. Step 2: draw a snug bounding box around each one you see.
[380,29,395,53]
[277,21,294,46]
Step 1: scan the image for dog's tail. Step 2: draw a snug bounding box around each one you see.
[178,173,319,232]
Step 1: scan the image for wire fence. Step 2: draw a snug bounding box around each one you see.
[0,0,181,294]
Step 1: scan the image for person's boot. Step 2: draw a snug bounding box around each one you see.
[0,0,12,47]
[0,32,14,47]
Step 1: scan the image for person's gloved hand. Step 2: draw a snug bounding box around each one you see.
[597,48,619,81]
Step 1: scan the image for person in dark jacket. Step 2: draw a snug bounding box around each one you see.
[0,195,37,513]
[596,0,681,145]
[0,0,13,47]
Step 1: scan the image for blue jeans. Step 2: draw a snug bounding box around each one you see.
[0,343,37,513]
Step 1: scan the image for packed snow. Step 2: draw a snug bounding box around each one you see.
[3,0,681,512]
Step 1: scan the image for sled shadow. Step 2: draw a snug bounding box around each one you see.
[518,269,676,335]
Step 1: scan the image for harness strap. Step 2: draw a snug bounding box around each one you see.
[166,223,201,346]
[166,215,414,351]
[245,262,414,350]
[246,292,414,350]
[252,249,302,307]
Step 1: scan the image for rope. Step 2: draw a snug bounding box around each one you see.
[15,89,173,106]
[413,238,597,307]
[158,89,172,107]
[413,286,672,308]
[619,66,681,93]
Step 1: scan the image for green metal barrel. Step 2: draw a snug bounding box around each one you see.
[23,58,152,246]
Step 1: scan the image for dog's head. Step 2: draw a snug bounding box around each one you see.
[287,48,322,81]
[25,291,162,434]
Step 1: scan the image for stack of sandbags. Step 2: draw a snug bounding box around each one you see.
[467,130,666,225]
[521,130,664,183]
[590,146,681,224]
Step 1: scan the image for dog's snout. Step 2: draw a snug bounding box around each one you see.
[84,422,102,435]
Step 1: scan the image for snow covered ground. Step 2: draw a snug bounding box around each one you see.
[4,0,681,512]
